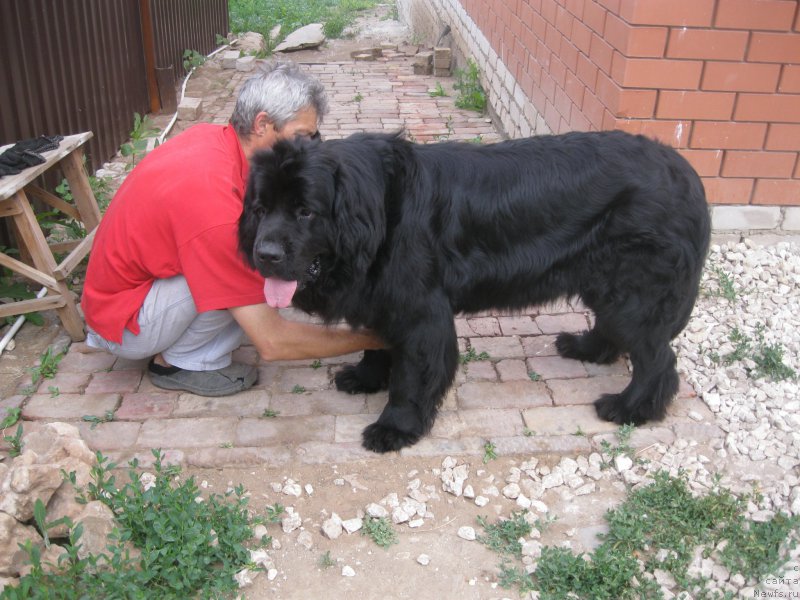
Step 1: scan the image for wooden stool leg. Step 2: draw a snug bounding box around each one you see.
[61,148,101,232]
[10,190,86,341]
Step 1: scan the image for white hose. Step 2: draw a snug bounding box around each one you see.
[0,287,48,355]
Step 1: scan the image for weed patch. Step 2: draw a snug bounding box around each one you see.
[453,60,487,113]
[362,516,398,548]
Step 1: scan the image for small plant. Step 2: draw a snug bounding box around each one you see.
[120,112,160,170]
[56,170,114,214]
[353,93,364,103]
[219,441,233,448]
[30,347,64,385]
[1,406,21,429]
[477,511,533,556]
[81,410,114,430]
[265,503,285,523]
[528,370,541,381]
[291,384,306,394]
[310,359,323,369]
[453,60,487,113]
[319,550,336,569]
[599,423,636,468]
[48,386,60,398]
[523,427,534,437]
[362,516,398,548]
[459,348,490,365]
[483,440,498,464]
[261,408,280,418]
[712,323,796,381]
[712,267,737,302]
[182,48,206,72]
[428,82,448,97]
[470,134,484,144]
[3,423,24,458]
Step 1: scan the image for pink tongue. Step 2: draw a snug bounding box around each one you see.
[263,278,298,309]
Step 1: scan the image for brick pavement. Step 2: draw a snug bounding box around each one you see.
[1,52,718,467]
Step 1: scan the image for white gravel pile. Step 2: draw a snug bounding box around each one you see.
[674,239,800,512]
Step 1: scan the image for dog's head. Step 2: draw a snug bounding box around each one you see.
[239,133,396,309]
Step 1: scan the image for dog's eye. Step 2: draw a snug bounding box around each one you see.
[297,207,314,221]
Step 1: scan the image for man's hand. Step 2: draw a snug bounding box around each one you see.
[230,303,385,362]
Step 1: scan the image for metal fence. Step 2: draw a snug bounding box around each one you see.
[0,0,229,173]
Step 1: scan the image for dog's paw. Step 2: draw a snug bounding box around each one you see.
[362,422,420,453]
[555,332,583,360]
[594,393,647,425]
[335,365,388,394]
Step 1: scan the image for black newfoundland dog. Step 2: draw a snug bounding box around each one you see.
[239,130,710,453]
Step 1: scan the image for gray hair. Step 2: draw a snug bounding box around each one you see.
[230,62,328,136]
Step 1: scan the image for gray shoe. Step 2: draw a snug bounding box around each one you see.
[148,360,258,396]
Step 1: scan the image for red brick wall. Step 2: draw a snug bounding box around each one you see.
[458,0,800,206]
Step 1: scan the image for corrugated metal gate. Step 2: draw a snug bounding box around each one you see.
[0,0,228,173]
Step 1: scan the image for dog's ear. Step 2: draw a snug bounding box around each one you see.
[327,141,390,280]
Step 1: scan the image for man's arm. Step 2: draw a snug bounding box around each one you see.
[230,303,385,362]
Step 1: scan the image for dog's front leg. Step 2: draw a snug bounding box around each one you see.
[361,300,458,453]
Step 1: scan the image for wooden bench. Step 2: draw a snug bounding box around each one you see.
[0,132,102,341]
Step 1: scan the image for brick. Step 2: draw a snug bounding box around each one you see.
[186,446,292,468]
[466,316,502,336]
[432,408,527,438]
[722,150,796,178]
[748,32,800,63]
[298,440,379,463]
[221,50,239,69]
[173,389,272,417]
[604,14,667,57]
[715,0,797,31]
[79,421,142,451]
[457,380,551,409]
[612,119,692,147]
[711,205,782,230]
[571,19,593,54]
[780,65,800,93]
[522,335,560,357]
[334,413,376,443]
[584,359,630,377]
[84,370,142,394]
[469,336,524,359]
[753,179,800,205]
[269,389,367,416]
[589,33,614,74]
[582,0,607,34]
[784,207,800,230]
[735,94,800,123]
[701,178,755,204]
[596,72,657,117]
[57,351,116,373]
[177,97,203,121]
[613,56,703,89]
[666,28,748,61]
[535,313,588,334]
[619,0,714,26]
[527,356,588,379]
[464,360,498,381]
[702,62,781,92]
[23,393,119,420]
[496,359,532,381]
[139,417,238,448]
[522,404,619,435]
[115,392,176,420]
[398,435,487,459]
[498,316,541,336]
[592,426,676,449]
[548,376,630,405]
[235,415,335,445]
[690,122,767,150]
[42,371,90,394]
[678,149,723,177]
[766,123,800,150]
[278,366,332,392]
[656,91,735,120]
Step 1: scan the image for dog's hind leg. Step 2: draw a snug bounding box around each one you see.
[335,349,392,394]
[594,340,678,425]
[362,299,459,453]
[555,327,620,364]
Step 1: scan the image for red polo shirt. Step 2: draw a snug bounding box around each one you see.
[82,124,264,343]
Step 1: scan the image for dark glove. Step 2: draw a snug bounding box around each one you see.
[0,135,64,178]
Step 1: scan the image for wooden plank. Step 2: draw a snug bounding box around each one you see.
[0,295,66,319]
[9,190,58,273]
[61,148,101,232]
[53,228,96,280]
[0,197,22,217]
[25,184,80,220]
[0,132,93,201]
[0,252,59,290]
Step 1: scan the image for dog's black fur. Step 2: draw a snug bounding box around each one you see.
[239,131,710,453]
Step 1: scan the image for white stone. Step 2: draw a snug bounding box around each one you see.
[417,553,431,566]
[457,526,476,541]
[342,518,363,534]
[274,23,326,53]
[341,565,356,577]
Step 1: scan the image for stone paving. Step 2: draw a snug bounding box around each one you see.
[1,50,717,468]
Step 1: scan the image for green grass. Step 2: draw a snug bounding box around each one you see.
[711,323,796,382]
[459,347,490,365]
[362,516,398,548]
[2,450,265,599]
[478,470,800,599]
[30,347,65,386]
[229,0,380,44]
[482,440,498,464]
[453,60,487,113]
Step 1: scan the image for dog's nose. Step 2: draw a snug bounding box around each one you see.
[256,241,285,264]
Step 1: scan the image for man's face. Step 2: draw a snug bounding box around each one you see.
[249,106,319,155]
